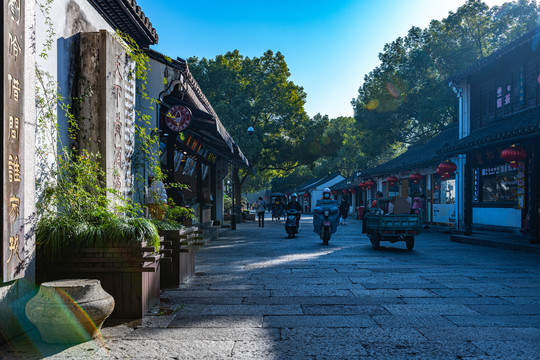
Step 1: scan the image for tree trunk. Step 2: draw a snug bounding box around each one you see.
[233,167,243,208]
[232,167,250,209]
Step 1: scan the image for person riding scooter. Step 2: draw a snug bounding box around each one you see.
[313,188,340,244]
[286,194,302,222]
[285,193,302,238]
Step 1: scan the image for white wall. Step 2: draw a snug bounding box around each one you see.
[36,0,115,150]
[473,207,521,229]
[310,175,345,210]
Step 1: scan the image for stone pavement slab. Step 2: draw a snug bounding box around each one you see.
[169,314,263,328]
[418,326,540,341]
[262,314,378,328]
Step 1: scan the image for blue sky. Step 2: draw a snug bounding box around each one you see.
[137,0,506,119]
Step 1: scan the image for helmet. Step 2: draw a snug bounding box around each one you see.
[323,188,331,194]
[291,193,297,198]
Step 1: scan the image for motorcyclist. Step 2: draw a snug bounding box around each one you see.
[286,193,302,226]
[313,188,339,243]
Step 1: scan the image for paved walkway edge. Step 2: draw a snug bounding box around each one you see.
[451,234,540,254]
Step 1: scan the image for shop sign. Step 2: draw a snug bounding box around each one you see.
[3,0,25,281]
[517,162,525,209]
[165,105,192,132]
[473,168,479,203]
[471,145,505,166]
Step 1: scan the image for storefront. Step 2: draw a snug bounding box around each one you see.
[447,26,540,237]
[352,125,459,226]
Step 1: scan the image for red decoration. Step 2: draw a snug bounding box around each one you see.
[364,180,375,189]
[358,182,365,189]
[438,160,457,178]
[164,105,192,132]
[501,145,527,168]
[435,168,448,181]
[386,176,398,186]
[350,188,356,193]
[303,193,309,198]
[332,191,338,195]
[410,173,422,184]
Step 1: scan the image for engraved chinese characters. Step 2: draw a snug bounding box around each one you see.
[3,0,25,281]
[78,31,135,203]
[113,54,123,192]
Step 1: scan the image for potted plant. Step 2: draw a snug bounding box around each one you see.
[35,149,163,319]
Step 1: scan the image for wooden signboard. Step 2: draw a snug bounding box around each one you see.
[3,0,25,281]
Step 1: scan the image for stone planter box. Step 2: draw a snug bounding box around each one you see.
[37,242,161,319]
[159,226,202,287]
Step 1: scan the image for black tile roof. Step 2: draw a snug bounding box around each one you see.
[329,178,351,191]
[440,107,540,155]
[146,49,250,167]
[450,27,540,84]
[358,124,459,179]
[89,0,158,47]
[295,172,342,193]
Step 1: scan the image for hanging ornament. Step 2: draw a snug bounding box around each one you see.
[501,145,527,168]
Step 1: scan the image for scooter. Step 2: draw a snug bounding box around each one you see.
[285,209,300,238]
[320,209,332,245]
[313,199,339,245]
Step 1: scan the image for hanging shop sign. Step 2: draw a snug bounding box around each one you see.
[3,0,25,281]
[517,162,525,209]
[473,168,480,203]
[165,105,192,132]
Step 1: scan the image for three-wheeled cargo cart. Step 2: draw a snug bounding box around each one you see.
[363,198,422,250]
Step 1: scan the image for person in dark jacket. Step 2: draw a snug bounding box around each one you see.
[339,197,350,225]
[286,193,302,226]
[256,197,266,227]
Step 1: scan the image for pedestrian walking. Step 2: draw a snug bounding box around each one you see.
[256,197,266,227]
[339,197,349,225]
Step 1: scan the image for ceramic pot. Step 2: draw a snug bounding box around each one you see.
[25,279,115,343]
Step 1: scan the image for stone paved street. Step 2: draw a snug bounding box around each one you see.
[4,216,540,359]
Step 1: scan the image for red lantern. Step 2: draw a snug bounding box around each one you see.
[350,188,356,193]
[387,176,398,186]
[438,160,457,178]
[364,180,375,189]
[410,173,422,184]
[332,190,338,195]
[358,182,365,189]
[303,193,309,198]
[435,168,448,181]
[501,144,527,168]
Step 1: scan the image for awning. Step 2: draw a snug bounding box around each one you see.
[160,94,249,167]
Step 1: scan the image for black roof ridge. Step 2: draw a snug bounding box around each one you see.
[89,0,158,47]
[450,26,540,83]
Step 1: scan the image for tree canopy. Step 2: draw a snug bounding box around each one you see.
[352,0,540,169]
[188,50,341,197]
